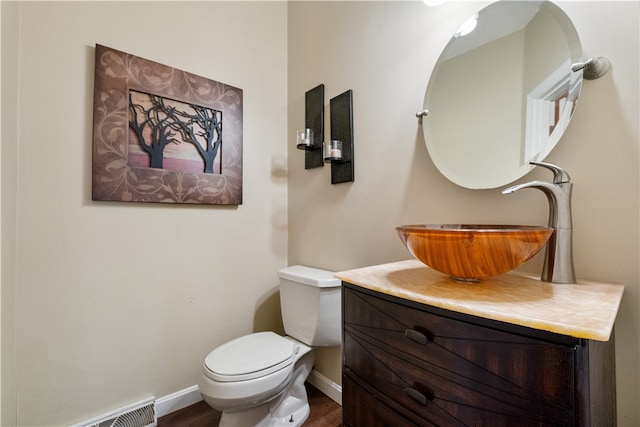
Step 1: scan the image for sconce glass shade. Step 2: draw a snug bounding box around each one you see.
[324,140,343,162]
[296,128,315,150]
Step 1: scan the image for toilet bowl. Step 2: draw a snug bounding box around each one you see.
[199,266,341,427]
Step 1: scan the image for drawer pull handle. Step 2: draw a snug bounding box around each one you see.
[404,327,432,344]
[404,386,433,405]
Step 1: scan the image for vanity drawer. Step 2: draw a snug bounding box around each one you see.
[342,375,421,427]
[343,287,576,416]
[344,327,574,426]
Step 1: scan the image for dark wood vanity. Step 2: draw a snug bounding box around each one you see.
[337,261,623,427]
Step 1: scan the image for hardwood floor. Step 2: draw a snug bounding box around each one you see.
[157,383,342,427]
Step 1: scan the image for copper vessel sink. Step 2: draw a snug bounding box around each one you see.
[396,224,553,282]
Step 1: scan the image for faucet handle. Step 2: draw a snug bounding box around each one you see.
[530,161,571,184]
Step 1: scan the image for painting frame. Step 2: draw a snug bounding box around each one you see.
[91,44,243,205]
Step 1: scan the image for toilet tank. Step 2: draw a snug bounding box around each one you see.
[278,265,342,347]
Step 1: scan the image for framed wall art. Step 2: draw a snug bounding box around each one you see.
[91,44,243,205]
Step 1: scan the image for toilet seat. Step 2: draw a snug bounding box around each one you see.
[204,332,297,382]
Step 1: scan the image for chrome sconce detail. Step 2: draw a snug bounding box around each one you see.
[571,57,611,80]
[296,84,325,169]
[329,90,354,184]
[324,140,343,162]
[296,128,314,150]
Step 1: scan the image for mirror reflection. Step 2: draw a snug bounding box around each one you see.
[423,1,583,189]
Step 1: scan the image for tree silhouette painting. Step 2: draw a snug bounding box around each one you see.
[128,90,222,174]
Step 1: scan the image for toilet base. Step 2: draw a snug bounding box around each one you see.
[219,401,310,427]
[270,401,310,427]
[217,348,315,427]
[219,404,270,427]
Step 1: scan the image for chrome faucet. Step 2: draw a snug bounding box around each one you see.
[502,162,576,284]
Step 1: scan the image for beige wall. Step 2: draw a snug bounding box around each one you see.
[288,1,639,426]
[1,1,20,425]
[4,1,287,425]
[2,1,639,426]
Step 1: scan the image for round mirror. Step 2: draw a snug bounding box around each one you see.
[423,1,583,189]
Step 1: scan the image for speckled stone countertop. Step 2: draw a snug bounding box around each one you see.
[335,259,624,342]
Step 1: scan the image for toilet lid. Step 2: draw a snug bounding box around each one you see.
[204,332,297,382]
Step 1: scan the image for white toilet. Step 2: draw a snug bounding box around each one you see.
[199,265,342,427]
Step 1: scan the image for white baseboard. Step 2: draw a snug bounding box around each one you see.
[155,385,202,418]
[307,369,342,406]
[156,369,342,419]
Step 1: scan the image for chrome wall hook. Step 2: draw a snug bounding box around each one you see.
[571,57,611,80]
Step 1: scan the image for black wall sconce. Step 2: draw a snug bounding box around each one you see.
[296,84,324,169]
[297,85,354,183]
[327,90,354,184]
